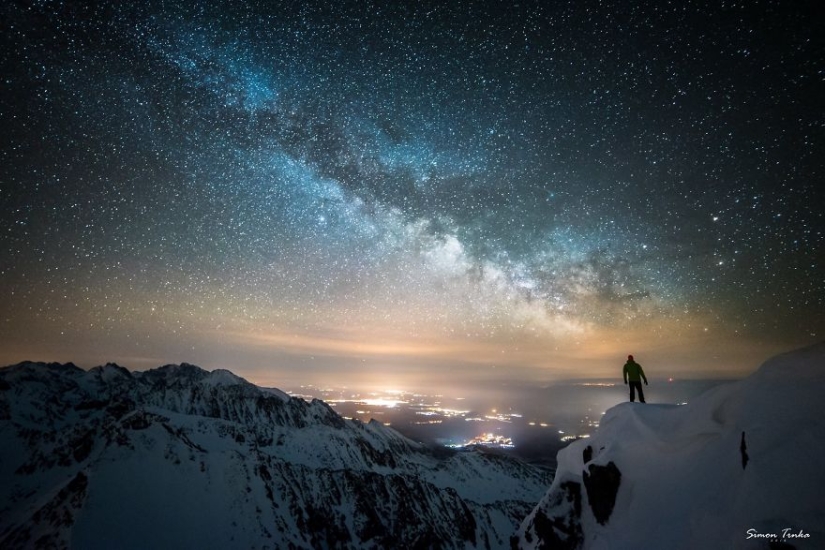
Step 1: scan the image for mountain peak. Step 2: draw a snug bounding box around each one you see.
[137,362,230,388]
[202,368,248,387]
[88,363,132,381]
[516,342,825,549]
[1,360,552,548]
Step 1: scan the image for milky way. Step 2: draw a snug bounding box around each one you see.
[1,0,823,385]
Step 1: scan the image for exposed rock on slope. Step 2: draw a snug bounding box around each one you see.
[516,342,825,550]
[0,362,551,549]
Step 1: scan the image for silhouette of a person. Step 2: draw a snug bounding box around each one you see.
[623,354,648,403]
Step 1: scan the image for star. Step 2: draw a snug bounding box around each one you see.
[0,0,822,385]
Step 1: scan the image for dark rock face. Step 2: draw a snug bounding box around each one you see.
[582,461,622,525]
[740,431,749,470]
[515,456,621,548]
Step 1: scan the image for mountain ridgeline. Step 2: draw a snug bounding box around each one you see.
[0,361,551,549]
[4,342,822,549]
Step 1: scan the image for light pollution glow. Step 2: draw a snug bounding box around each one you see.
[1,1,822,391]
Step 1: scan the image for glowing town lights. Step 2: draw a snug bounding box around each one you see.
[361,398,406,408]
[448,432,515,449]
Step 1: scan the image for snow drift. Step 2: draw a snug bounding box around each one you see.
[0,362,550,549]
[516,342,825,550]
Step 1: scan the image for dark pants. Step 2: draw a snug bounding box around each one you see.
[629,381,645,403]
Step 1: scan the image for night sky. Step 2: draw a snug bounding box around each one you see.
[1,0,823,388]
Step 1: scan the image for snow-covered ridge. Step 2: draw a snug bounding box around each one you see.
[0,360,551,549]
[516,342,825,550]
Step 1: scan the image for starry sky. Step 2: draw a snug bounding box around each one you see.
[1,0,823,389]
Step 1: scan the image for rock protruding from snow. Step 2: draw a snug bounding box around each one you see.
[0,361,551,549]
[581,460,620,526]
[516,342,825,550]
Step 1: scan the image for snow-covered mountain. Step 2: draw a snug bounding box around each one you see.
[515,342,825,550]
[0,362,551,549]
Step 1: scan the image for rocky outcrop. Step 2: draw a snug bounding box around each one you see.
[515,342,825,550]
[581,461,620,525]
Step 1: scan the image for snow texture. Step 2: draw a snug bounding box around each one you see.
[0,361,550,549]
[516,342,825,550]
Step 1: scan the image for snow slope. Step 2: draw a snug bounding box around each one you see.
[0,362,551,549]
[516,342,825,550]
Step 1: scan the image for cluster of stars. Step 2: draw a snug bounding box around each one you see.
[0,0,822,381]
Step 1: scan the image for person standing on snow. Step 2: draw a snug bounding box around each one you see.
[623,354,648,403]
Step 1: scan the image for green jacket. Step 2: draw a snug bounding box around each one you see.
[623,360,648,384]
